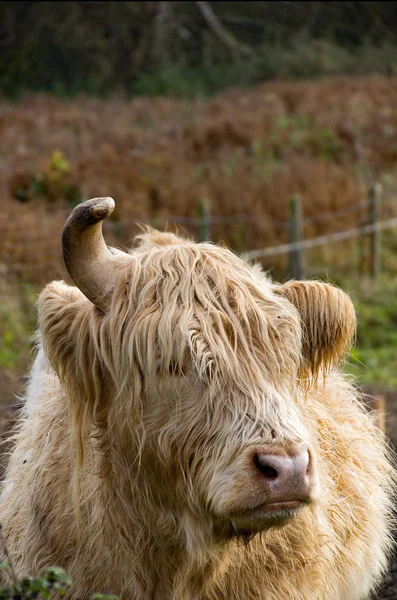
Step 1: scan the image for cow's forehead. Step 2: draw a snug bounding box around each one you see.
[119,240,303,395]
[131,237,270,290]
[125,239,298,330]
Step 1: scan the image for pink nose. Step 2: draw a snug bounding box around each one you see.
[253,442,316,503]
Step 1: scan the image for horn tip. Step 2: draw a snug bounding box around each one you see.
[90,197,115,220]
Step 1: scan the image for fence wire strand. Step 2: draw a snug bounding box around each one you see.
[0,192,394,278]
[245,216,397,259]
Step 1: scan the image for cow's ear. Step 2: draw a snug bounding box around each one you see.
[38,281,107,460]
[275,280,356,378]
[38,280,99,378]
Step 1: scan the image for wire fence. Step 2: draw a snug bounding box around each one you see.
[0,182,394,286]
[245,215,397,258]
[101,198,369,231]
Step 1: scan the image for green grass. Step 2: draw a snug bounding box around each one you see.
[0,282,37,374]
[344,277,397,387]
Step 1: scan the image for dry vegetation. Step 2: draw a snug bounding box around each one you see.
[2,75,397,377]
[3,76,397,398]
[1,74,397,285]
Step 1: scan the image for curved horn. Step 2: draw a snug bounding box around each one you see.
[62,197,126,311]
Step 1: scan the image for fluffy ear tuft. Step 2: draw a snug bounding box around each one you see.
[275,280,356,379]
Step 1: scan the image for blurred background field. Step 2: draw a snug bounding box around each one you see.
[2,3,397,415]
[1,7,397,594]
[3,76,397,404]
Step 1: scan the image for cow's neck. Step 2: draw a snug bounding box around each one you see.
[96,439,231,599]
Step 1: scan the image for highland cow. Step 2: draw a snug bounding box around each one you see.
[0,197,395,600]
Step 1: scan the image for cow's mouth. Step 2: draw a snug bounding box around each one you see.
[228,499,309,536]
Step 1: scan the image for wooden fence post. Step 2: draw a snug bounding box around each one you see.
[198,198,211,242]
[368,183,382,279]
[288,194,305,280]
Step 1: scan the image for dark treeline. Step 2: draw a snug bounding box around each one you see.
[1,1,397,98]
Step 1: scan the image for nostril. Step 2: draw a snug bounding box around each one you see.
[306,448,313,476]
[252,444,317,502]
[254,454,279,480]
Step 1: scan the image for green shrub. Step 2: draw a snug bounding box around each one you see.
[0,561,118,600]
[11,152,82,207]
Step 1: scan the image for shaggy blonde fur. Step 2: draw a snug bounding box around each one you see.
[0,228,395,600]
